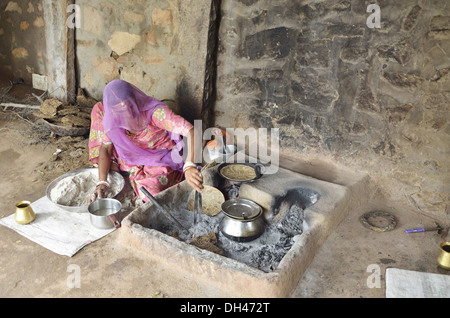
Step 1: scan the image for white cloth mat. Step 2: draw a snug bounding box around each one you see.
[0,196,115,257]
[386,268,450,298]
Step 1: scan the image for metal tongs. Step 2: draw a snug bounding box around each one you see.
[193,189,202,225]
[141,186,189,235]
[193,162,214,225]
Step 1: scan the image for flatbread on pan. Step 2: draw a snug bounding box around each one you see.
[187,185,225,216]
[220,164,257,182]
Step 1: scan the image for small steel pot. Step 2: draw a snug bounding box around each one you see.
[88,198,121,229]
[219,199,265,242]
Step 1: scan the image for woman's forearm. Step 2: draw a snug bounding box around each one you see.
[98,143,113,181]
[185,127,200,164]
[184,127,203,192]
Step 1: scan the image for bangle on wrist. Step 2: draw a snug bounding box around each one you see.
[183,161,197,173]
[183,166,197,173]
[96,180,110,188]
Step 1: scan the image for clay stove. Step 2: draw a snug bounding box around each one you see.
[118,163,350,297]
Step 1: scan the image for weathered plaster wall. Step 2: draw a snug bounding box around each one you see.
[76,0,180,101]
[215,0,449,220]
[0,0,47,83]
[75,0,218,124]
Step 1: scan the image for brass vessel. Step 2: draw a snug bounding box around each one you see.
[437,242,450,270]
[15,201,36,225]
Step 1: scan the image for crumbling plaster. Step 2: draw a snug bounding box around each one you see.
[75,0,219,126]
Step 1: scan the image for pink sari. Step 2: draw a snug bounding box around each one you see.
[88,80,193,201]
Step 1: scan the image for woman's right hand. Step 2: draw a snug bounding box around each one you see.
[184,167,203,193]
[90,143,114,203]
[89,184,109,203]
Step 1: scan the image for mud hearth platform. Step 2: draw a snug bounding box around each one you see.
[118,165,351,297]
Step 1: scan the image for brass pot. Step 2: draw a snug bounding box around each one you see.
[437,242,450,270]
[15,201,36,225]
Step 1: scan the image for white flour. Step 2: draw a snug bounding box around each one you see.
[49,170,122,206]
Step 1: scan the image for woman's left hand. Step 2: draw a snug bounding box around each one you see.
[184,167,203,192]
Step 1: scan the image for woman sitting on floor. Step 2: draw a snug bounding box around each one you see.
[88,79,202,202]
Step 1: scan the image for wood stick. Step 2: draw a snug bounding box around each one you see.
[1,102,40,110]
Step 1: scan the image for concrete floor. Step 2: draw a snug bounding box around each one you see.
[0,84,448,298]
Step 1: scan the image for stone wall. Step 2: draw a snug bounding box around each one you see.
[0,0,47,83]
[214,0,449,220]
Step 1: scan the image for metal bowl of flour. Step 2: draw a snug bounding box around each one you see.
[46,168,124,213]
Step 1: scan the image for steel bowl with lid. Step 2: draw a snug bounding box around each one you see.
[219,198,265,242]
